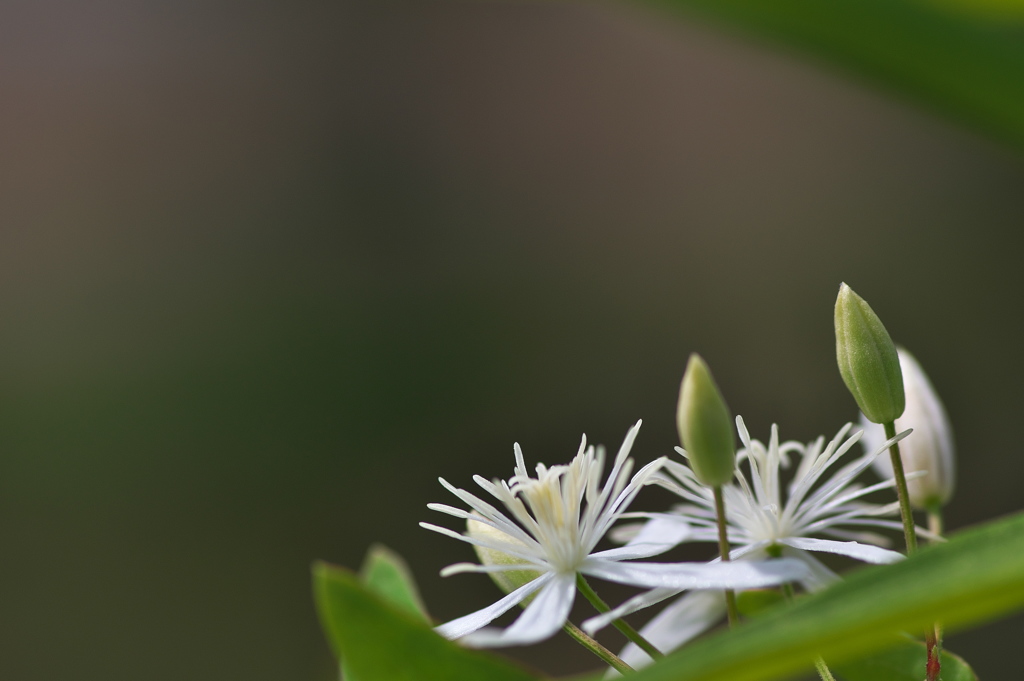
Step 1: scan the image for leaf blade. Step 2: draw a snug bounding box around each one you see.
[833,637,977,681]
[626,511,1024,681]
[359,544,429,623]
[644,0,1024,148]
[313,561,544,681]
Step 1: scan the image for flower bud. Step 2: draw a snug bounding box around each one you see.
[467,518,541,597]
[861,348,955,509]
[677,353,735,488]
[834,283,905,424]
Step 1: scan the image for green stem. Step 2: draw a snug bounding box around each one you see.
[562,620,634,675]
[883,421,918,555]
[576,574,664,660]
[926,503,945,681]
[885,422,939,680]
[927,504,944,542]
[713,486,739,628]
[814,656,837,681]
[770,551,835,681]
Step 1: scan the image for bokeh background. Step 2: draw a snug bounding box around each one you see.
[1,1,1022,679]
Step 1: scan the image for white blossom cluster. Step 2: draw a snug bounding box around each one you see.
[423,350,953,666]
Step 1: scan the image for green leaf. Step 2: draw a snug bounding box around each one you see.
[313,561,543,681]
[735,589,785,617]
[337,546,432,680]
[625,511,1024,681]
[643,0,1024,148]
[358,544,429,623]
[833,637,977,681]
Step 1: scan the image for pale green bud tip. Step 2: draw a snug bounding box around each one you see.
[467,518,542,597]
[677,353,735,488]
[834,283,905,424]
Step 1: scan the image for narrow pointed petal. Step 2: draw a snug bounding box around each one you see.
[440,562,544,577]
[460,573,576,647]
[780,546,840,592]
[617,591,728,671]
[778,536,903,564]
[580,557,808,589]
[435,573,553,640]
[582,587,683,635]
[590,511,690,561]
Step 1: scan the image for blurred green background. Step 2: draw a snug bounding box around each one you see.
[1,1,1022,678]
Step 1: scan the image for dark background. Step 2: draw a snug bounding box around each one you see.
[0,1,1021,679]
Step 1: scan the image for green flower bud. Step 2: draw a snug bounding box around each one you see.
[834,283,905,424]
[467,517,541,600]
[677,353,735,488]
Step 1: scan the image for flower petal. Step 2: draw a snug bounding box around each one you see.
[590,515,690,561]
[580,557,808,589]
[778,536,904,564]
[581,587,683,634]
[460,573,576,647]
[418,522,543,564]
[780,546,840,592]
[616,591,727,672]
[434,572,553,640]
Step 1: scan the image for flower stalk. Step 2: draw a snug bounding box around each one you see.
[884,422,940,680]
[883,421,918,556]
[562,621,634,675]
[575,574,664,660]
[713,486,739,628]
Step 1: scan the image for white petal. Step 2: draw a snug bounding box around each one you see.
[590,515,690,561]
[780,546,840,592]
[460,573,576,647]
[440,562,544,577]
[581,587,683,634]
[435,572,553,640]
[865,348,956,508]
[617,591,727,671]
[778,536,903,564]
[418,522,543,564]
[580,557,808,590]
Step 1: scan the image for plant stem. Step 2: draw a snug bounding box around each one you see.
[884,422,939,680]
[814,656,837,681]
[713,485,739,628]
[926,503,945,681]
[883,422,918,555]
[927,504,944,542]
[562,621,634,675]
[576,574,664,660]
[770,553,836,681]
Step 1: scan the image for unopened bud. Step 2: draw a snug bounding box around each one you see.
[861,348,955,509]
[467,518,541,597]
[677,353,735,487]
[834,283,905,424]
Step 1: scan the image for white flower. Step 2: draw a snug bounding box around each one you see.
[422,420,808,648]
[584,418,913,667]
[861,347,955,509]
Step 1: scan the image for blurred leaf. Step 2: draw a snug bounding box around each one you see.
[834,637,977,681]
[646,0,1024,148]
[358,544,429,623]
[736,589,785,617]
[338,546,432,680]
[313,561,543,681]
[624,511,1024,681]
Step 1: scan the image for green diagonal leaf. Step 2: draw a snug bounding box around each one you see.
[359,544,429,623]
[643,0,1024,149]
[313,561,544,681]
[833,637,977,681]
[623,511,1024,681]
[338,546,432,681]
